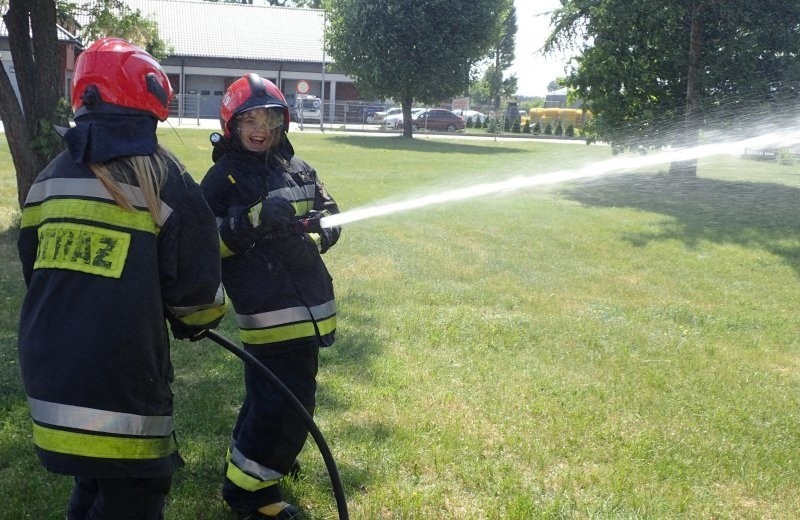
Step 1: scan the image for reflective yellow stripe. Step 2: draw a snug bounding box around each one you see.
[175,303,228,327]
[24,177,172,227]
[226,459,278,492]
[239,315,336,345]
[21,199,159,234]
[169,285,227,327]
[220,237,235,258]
[240,322,316,344]
[32,423,176,460]
[34,222,130,278]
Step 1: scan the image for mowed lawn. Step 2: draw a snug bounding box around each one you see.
[1,129,800,519]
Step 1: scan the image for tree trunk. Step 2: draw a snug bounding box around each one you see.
[1,0,64,208]
[670,0,703,178]
[492,49,501,111]
[401,94,413,139]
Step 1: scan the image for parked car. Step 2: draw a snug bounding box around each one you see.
[364,105,386,124]
[344,103,385,123]
[452,109,486,126]
[292,96,322,121]
[384,108,425,130]
[373,106,402,124]
[409,108,465,132]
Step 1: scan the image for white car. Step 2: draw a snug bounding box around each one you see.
[292,96,322,121]
[452,109,486,126]
[383,108,425,130]
[373,107,402,124]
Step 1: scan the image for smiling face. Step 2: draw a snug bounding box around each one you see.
[236,107,284,153]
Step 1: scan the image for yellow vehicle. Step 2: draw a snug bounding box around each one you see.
[528,107,592,129]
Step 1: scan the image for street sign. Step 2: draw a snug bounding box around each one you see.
[297,80,310,95]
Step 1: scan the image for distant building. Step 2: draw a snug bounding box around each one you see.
[0,22,83,108]
[1,0,359,120]
[120,0,357,119]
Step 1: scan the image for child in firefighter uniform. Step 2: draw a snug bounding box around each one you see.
[16,38,227,519]
[201,74,341,519]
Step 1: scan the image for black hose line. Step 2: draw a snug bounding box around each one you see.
[204,329,349,520]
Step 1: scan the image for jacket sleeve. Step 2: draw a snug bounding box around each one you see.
[200,165,262,258]
[159,168,227,339]
[305,160,342,253]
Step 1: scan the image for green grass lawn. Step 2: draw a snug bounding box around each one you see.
[2,130,800,519]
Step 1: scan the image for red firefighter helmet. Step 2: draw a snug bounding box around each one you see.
[220,74,290,138]
[72,37,174,121]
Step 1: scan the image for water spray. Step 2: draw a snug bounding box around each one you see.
[317,129,800,230]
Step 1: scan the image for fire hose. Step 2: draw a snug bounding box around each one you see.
[203,329,349,520]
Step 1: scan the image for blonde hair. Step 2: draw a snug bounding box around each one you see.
[89,146,182,222]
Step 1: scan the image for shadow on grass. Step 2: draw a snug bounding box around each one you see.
[564,171,800,272]
[323,134,528,155]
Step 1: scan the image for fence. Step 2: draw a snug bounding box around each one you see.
[168,93,202,125]
[164,96,562,137]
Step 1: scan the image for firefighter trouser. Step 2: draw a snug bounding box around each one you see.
[223,344,319,512]
[67,476,172,519]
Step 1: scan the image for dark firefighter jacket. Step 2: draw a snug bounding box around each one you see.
[17,151,226,479]
[201,143,340,352]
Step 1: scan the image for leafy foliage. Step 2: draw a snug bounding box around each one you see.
[58,0,169,59]
[546,0,800,150]
[323,0,510,135]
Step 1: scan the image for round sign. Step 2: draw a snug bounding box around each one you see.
[297,80,310,95]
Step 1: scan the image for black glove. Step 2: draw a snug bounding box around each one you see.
[253,196,295,230]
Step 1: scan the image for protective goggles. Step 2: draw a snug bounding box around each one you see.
[238,107,285,131]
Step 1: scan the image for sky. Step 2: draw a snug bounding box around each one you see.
[509,0,572,97]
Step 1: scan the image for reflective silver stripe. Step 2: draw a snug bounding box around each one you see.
[268,185,314,203]
[230,445,284,481]
[28,397,174,437]
[169,283,226,317]
[309,300,336,320]
[236,300,336,329]
[26,178,173,226]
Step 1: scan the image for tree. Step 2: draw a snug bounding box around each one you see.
[487,4,516,110]
[62,1,167,59]
[546,0,800,176]
[203,0,323,6]
[1,0,64,208]
[473,65,517,111]
[1,0,167,207]
[324,0,510,137]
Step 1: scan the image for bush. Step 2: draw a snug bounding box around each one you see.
[566,124,575,137]
[544,124,552,135]
[555,123,563,136]
[523,120,531,134]
[532,121,541,135]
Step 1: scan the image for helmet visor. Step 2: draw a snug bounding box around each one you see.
[238,107,285,131]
